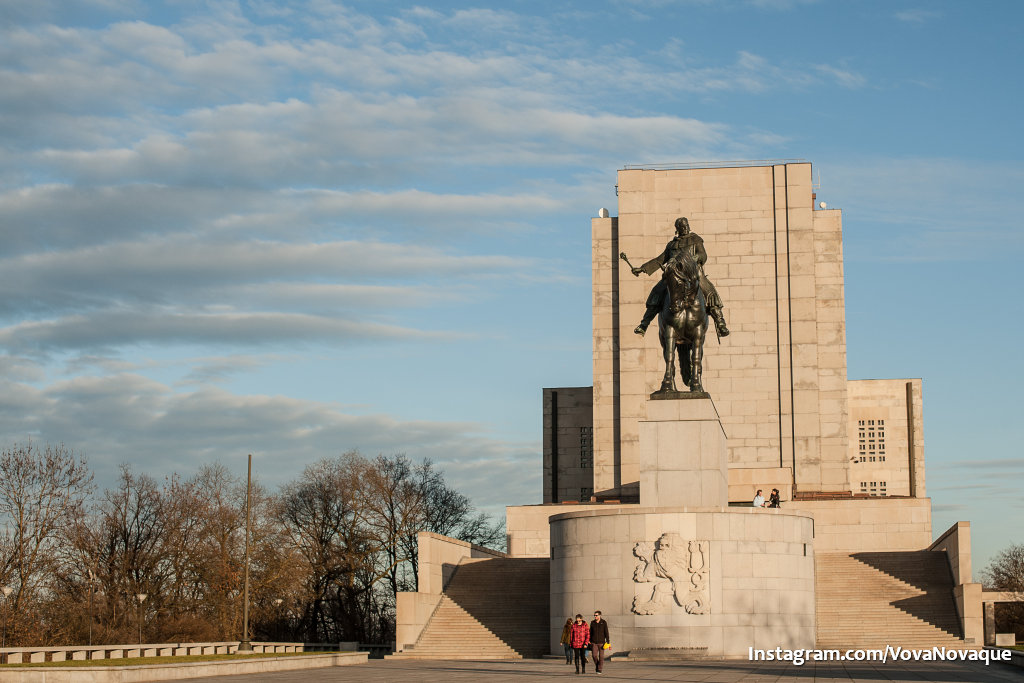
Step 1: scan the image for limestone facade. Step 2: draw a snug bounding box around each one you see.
[847,378,926,498]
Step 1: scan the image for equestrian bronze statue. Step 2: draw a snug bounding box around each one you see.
[629,217,729,339]
[621,216,729,394]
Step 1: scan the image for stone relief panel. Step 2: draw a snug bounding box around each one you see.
[631,533,709,615]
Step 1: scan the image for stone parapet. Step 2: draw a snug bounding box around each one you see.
[784,496,932,552]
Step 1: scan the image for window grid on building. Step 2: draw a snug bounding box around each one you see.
[857,418,886,463]
[579,426,593,468]
[859,480,888,497]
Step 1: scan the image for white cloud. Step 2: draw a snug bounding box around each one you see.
[0,310,456,353]
[814,64,866,89]
[0,374,539,512]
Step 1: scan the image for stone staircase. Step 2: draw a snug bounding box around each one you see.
[816,551,973,649]
[392,557,550,660]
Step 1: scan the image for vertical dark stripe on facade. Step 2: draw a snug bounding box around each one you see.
[906,381,916,497]
[784,166,797,487]
[611,218,621,493]
[550,389,559,503]
[772,166,784,469]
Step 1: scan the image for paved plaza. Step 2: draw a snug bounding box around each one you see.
[178,657,1023,682]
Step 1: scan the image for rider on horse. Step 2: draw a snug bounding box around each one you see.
[630,217,730,338]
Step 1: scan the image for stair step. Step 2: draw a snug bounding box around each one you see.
[401,558,549,660]
[815,551,967,649]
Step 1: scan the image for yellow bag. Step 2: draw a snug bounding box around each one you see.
[602,643,611,650]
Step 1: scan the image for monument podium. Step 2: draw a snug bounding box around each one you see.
[640,397,728,509]
[549,391,815,657]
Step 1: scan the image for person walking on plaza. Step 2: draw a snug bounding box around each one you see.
[589,610,610,674]
[569,613,590,674]
[560,617,574,664]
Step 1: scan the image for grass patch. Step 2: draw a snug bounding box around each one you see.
[1,651,342,668]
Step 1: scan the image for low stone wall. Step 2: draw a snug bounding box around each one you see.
[0,652,367,682]
[549,506,815,658]
[0,643,310,665]
[506,503,625,558]
[784,497,932,552]
[929,521,983,645]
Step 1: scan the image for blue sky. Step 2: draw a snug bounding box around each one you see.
[1,0,1021,572]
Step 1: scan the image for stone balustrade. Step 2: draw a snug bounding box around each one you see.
[0,641,321,664]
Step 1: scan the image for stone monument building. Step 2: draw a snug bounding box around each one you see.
[394,161,999,661]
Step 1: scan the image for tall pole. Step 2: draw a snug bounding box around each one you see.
[135,593,147,645]
[87,569,94,647]
[238,453,254,652]
[1,587,11,648]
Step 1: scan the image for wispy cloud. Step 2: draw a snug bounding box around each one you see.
[823,158,1024,262]
[894,9,941,24]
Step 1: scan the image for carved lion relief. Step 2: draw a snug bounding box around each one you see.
[631,533,709,615]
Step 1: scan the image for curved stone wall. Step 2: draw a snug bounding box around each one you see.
[549,507,815,657]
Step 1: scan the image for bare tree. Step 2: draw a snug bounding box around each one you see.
[361,454,425,598]
[277,452,382,642]
[0,440,499,647]
[0,442,93,643]
[399,459,505,591]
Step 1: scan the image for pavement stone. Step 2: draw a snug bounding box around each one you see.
[176,657,1023,682]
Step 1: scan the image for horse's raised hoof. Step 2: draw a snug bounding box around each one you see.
[634,324,648,336]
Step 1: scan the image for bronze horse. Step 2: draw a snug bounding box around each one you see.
[657,251,709,393]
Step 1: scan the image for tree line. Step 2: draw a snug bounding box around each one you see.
[0,443,503,647]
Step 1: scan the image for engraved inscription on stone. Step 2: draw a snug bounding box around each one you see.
[631,533,710,615]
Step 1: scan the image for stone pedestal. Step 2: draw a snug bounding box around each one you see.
[639,397,728,508]
[549,507,816,657]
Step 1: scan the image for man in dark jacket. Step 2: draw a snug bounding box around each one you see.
[589,610,610,674]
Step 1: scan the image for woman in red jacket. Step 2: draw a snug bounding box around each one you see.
[569,613,590,674]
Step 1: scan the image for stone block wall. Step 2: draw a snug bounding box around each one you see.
[595,163,851,500]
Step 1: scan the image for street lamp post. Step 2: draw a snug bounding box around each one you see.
[273,598,283,640]
[1,586,12,648]
[135,593,147,645]
[238,453,254,652]
[87,569,95,647]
